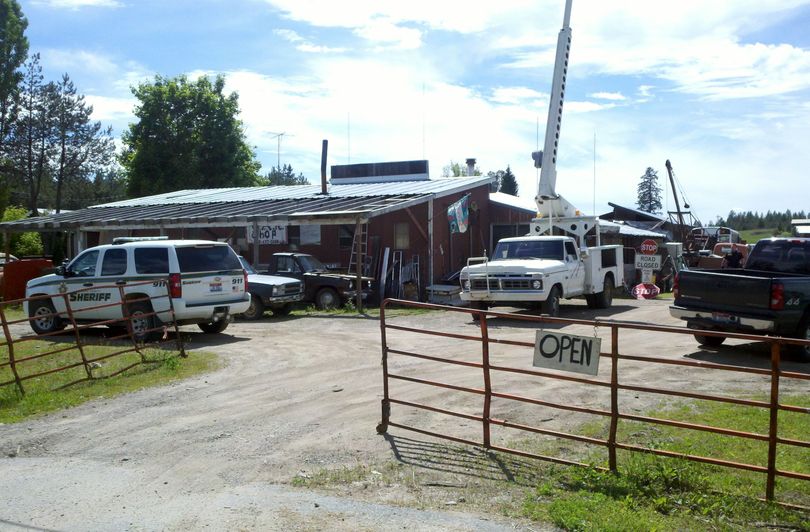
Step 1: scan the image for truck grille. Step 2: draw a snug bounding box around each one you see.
[283,282,303,295]
[470,277,535,291]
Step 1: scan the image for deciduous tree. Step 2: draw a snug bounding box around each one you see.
[120,75,262,197]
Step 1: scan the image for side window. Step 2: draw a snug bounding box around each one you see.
[135,248,170,274]
[69,250,99,277]
[101,248,127,276]
[564,241,577,260]
[277,256,293,273]
[394,223,409,249]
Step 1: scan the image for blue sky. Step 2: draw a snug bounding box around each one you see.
[19,0,810,224]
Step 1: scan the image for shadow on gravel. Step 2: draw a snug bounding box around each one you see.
[383,434,545,487]
[685,343,810,374]
[470,304,637,330]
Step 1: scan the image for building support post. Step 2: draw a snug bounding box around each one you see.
[355,218,363,312]
[428,197,434,303]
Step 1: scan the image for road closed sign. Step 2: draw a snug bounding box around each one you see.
[533,330,601,376]
[635,254,661,270]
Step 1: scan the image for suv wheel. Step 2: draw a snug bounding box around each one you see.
[198,317,230,334]
[29,300,65,335]
[128,302,159,342]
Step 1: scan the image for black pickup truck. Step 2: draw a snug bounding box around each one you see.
[670,238,810,359]
[266,252,373,309]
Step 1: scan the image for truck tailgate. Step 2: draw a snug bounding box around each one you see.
[678,270,772,310]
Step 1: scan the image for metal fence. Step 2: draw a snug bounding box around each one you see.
[377,299,809,507]
[0,280,185,395]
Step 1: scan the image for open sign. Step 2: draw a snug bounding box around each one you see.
[533,331,601,376]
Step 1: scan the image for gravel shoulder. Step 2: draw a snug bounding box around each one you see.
[1,299,807,530]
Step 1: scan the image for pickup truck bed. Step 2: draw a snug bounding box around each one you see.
[670,238,810,360]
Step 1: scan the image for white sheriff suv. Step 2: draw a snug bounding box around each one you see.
[24,238,251,339]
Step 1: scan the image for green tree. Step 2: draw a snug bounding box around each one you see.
[0,204,42,256]
[120,74,262,198]
[442,160,481,177]
[0,0,28,155]
[498,165,518,196]
[52,73,115,212]
[636,167,662,214]
[266,164,308,185]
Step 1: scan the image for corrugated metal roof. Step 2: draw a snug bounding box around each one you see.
[489,192,537,213]
[600,220,667,238]
[0,176,495,232]
[96,177,493,207]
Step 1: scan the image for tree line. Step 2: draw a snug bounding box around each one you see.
[714,210,807,232]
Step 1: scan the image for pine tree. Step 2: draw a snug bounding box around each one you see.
[636,167,662,214]
[499,165,519,196]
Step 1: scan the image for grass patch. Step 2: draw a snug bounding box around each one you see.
[292,395,809,530]
[0,339,219,423]
[739,228,791,244]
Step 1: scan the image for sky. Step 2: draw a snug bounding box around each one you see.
[18,0,810,224]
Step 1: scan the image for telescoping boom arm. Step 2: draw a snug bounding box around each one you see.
[534,0,579,220]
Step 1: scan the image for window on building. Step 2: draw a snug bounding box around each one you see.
[395,223,409,249]
[288,226,300,246]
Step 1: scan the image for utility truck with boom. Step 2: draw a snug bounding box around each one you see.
[459,0,623,315]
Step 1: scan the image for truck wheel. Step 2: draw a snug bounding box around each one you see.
[542,286,561,317]
[240,294,265,320]
[694,334,726,347]
[29,300,65,335]
[272,303,293,317]
[584,294,597,309]
[315,288,340,310]
[791,317,810,362]
[198,317,230,334]
[594,276,614,309]
[470,301,488,322]
[128,301,159,342]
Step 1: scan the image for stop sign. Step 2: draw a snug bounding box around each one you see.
[631,283,660,300]
[640,239,658,255]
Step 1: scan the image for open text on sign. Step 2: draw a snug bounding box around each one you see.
[533,330,601,376]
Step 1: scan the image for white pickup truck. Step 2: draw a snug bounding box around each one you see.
[459,235,623,316]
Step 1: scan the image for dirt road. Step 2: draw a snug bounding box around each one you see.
[1,299,807,530]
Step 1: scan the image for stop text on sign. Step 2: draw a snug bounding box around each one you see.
[639,239,658,255]
[533,331,601,376]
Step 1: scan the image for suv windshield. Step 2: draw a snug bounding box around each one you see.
[746,240,810,274]
[176,245,241,272]
[492,240,564,261]
[297,255,328,272]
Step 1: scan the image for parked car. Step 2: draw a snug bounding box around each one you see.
[670,237,810,359]
[265,252,373,309]
[24,238,250,339]
[237,256,304,319]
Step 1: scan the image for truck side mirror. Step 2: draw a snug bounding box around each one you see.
[580,249,589,260]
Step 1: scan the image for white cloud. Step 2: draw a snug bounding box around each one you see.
[354,19,423,50]
[85,95,135,122]
[589,92,625,101]
[32,0,122,8]
[273,28,346,53]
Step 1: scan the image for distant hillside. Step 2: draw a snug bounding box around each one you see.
[739,228,791,244]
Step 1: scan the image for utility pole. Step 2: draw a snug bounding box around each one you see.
[268,132,293,170]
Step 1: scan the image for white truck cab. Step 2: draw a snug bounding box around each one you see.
[459,235,623,315]
[24,239,251,338]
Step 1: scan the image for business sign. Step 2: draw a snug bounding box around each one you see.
[631,283,660,300]
[641,268,654,284]
[533,331,601,376]
[247,224,287,245]
[635,254,661,270]
[639,239,658,255]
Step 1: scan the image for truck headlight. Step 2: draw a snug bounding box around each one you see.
[463,280,471,290]
[348,281,354,290]
[272,286,281,296]
[532,280,542,290]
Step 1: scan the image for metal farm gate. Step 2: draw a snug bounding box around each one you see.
[377,299,809,507]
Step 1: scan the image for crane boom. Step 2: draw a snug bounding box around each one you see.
[534,0,579,220]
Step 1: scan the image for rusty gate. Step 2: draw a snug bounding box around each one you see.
[377,299,809,507]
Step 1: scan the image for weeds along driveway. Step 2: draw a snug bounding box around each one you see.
[1,300,807,530]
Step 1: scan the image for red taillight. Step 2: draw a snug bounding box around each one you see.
[672,272,680,300]
[243,269,249,292]
[770,282,784,310]
[169,273,182,298]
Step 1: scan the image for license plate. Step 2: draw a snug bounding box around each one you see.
[210,283,222,292]
[711,312,734,323]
